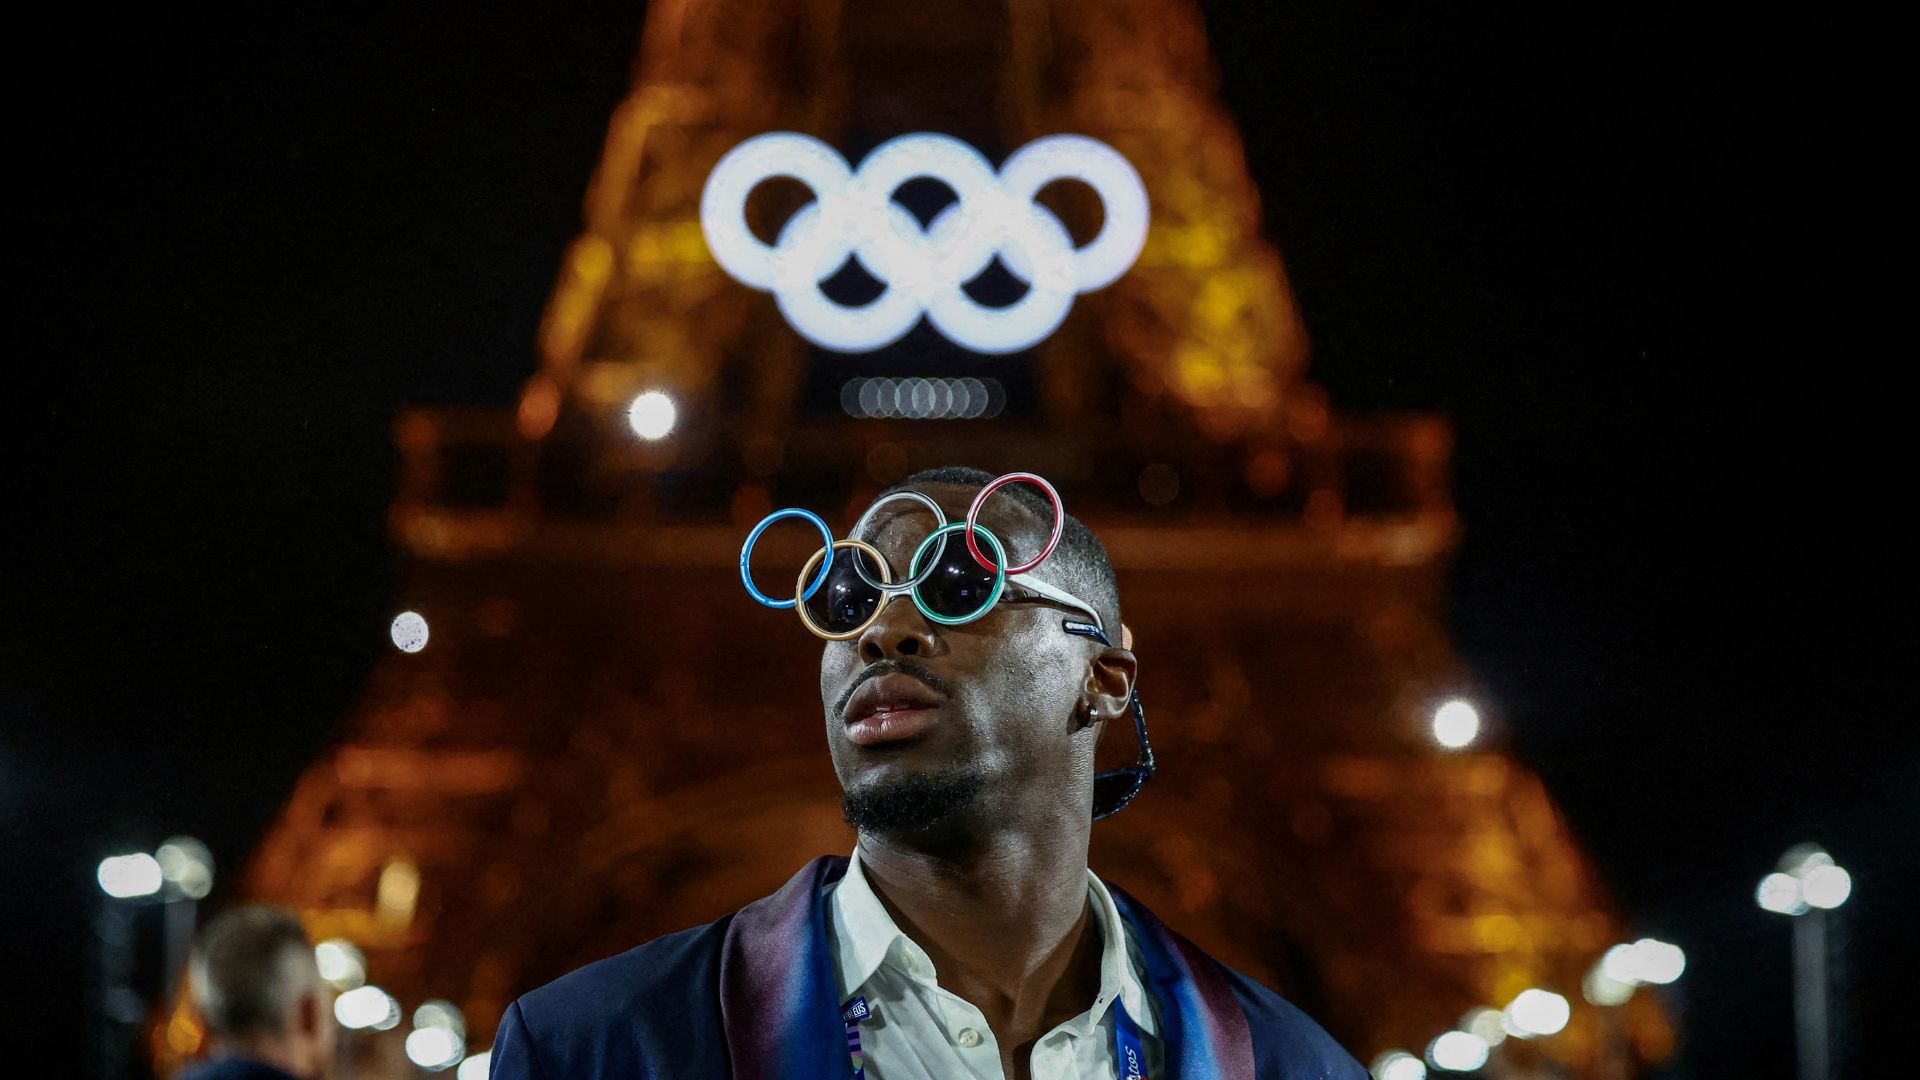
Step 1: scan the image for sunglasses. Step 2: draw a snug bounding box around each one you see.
[740,474,1156,819]
[794,524,1113,639]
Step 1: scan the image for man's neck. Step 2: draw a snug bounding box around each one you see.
[854,823,1103,1058]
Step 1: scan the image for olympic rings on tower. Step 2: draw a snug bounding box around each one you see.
[700,132,1150,355]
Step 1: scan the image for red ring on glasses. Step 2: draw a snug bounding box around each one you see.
[964,472,1064,574]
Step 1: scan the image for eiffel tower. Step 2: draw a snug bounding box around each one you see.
[237,0,1670,1073]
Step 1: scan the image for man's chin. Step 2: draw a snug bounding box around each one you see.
[840,769,984,836]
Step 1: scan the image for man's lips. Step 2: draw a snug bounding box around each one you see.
[845,708,939,746]
[842,673,946,746]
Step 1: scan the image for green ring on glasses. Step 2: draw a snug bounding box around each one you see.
[909,522,1007,626]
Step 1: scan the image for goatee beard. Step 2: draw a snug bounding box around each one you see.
[841,770,985,835]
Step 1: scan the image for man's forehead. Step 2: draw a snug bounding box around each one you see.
[858,482,1047,546]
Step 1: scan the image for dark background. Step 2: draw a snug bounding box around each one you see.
[8,2,1909,1075]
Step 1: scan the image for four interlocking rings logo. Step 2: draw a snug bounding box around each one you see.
[701,132,1149,355]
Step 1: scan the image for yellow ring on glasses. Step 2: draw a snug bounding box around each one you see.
[793,539,892,640]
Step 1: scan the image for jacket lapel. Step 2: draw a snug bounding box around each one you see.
[719,855,852,1080]
[718,858,1256,1080]
[1109,883,1258,1080]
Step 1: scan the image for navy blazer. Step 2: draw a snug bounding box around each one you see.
[491,856,1362,1079]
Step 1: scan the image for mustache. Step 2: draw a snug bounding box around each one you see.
[833,659,960,718]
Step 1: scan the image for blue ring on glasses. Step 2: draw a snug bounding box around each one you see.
[740,508,836,609]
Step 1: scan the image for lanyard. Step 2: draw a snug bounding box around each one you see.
[840,994,1150,1079]
[1112,998,1147,1080]
[841,996,870,1080]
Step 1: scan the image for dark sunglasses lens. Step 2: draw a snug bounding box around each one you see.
[916,538,999,619]
[1092,769,1147,819]
[802,547,886,634]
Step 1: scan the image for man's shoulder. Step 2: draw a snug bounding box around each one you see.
[1212,962,1369,1079]
[1107,881,1365,1079]
[513,914,734,1033]
[494,916,737,1079]
[495,857,846,1080]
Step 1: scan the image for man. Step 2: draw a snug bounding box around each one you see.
[180,905,335,1080]
[492,467,1364,1078]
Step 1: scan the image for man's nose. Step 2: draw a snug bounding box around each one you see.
[856,592,941,662]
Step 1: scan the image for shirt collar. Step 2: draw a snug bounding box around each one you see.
[827,848,1157,1036]
[1086,864,1158,1037]
[829,846,920,993]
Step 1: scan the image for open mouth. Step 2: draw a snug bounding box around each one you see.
[845,706,940,746]
[841,672,947,746]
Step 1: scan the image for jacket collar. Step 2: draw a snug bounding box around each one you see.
[1106,883,1257,1080]
[718,855,1254,1080]
[718,855,849,1080]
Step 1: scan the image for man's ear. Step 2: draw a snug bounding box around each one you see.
[297,987,323,1039]
[1083,638,1137,726]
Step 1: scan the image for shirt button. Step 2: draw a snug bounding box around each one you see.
[957,1027,983,1048]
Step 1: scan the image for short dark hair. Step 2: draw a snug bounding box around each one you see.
[880,466,1122,635]
[189,905,317,1038]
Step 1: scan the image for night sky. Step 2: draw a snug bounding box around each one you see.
[9,3,1910,1075]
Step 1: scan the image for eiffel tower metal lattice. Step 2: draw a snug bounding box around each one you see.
[233,2,1672,1074]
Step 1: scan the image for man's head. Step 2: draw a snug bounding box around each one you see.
[189,905,334,1078]
[821,466,1135,849]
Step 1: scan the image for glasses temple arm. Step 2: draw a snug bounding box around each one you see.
[1015,572,1103,633]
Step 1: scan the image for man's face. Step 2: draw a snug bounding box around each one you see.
[820,483,1099,836]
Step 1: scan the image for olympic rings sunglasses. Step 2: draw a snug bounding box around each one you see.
[739,473,1155,819]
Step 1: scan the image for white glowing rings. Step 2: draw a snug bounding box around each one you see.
[701,132,1149,354]
[842,376,1004,420]
[963,472,1063,574]
[849,490,949,591]
[739,508,836,609]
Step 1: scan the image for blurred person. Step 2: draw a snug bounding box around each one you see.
[180,905,334,1080]
[492,467,1363,1079]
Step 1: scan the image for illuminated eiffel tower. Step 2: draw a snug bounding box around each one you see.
[237,0,1670,1073]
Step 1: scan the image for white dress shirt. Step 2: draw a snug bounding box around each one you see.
[825,849,1163,1080]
